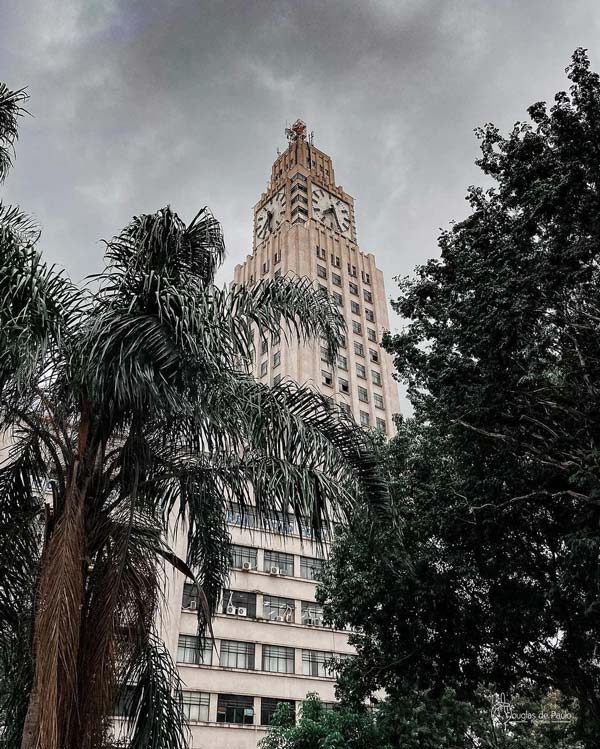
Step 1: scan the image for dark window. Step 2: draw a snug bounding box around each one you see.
[260,361,268,377]
[365,309,375,322]
[352,321,362,335]
[317,265,327,279]
[338,378,349,394]
[376,417,387,433]
[264,550,294,576]
[263,595,295,622]
[363,289,373,303]
[360,411,370,426]
[351,301,360,315]
[230,545,257,570]
[177,634,212,665]
[182,582,199,610]
[369,349,379,363]
[300,556,323,580]
[220,641,255,670]
[332,273,342,287]
[333,292,343,307]
[322,370,333,388]
[262,645,295,673]
[217,693,254,724]
[349,282,358,296]
[261,698,296,726]
[223,590,257,618]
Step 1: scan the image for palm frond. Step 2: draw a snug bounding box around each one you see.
[0,84,28,182]
[115,633,188,749]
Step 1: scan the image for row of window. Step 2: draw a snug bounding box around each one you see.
[315,247,371,286]
[177,634,345,678]
[184,584,326,625]
[226,505,330,543]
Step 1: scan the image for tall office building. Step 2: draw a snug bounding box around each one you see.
[159,121,400,749]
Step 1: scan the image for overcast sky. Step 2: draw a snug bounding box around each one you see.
[3,0,600,323]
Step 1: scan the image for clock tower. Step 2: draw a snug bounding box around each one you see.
[235,119,400,433]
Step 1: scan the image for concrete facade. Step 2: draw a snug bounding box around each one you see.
[156,123,400,748]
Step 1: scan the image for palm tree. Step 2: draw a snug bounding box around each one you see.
[0,85,386,749]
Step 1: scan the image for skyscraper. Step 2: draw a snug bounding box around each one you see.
[161,121,400,749]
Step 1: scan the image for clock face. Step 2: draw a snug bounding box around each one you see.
[311,186,352,237]
[256,189,287,241]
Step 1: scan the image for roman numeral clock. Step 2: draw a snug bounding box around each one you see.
[311,186,352,238]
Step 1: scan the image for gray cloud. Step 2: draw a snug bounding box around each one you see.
[2,1,600,357]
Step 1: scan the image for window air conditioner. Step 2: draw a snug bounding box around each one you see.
[305,617,314,626]
[269,566,280,576]
[237,607,248,617]
[242,561,252,571]
[188,600,198,611]
[226,605,236,615]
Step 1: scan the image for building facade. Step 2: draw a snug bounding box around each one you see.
[158,121,400,749]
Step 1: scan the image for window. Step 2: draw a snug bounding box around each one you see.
[369,349,380,363]
[362,271,371,284]
[220,641,255,670]
[177,634,212,665]
[230,545,257,570]
[292,172,307,182]
[217,694,254,724]
[349,281,358,296]
[354,342,364,357]
[301,601,325,625]
[333,292,343,307]
[356,363,366,379]
[262,261,269,274]
[263,595,295,622]
[273,351,281,368]
[331,254,341,268]
[273,333,280,345]
[273,373,282,386]
[347,263,357,277]
[371,370,382,386]
[183,691,210,722]
[322,370,333,388]
[338,378,349,394]
[374,393,384,409]
[365,309,375,322]
[320,346,330,362]
[182,582,199,610]
[376,417,387,433]
[291,194,308,205]
[263,645,295,673]
[300,556,323,580]
[358,387,368,403]
[337,355,347,370]
[339,402,352,416]
[350,301,360,315]
[316,246,326,259]
[317,265,327,279]
[352,321,362,335]
[227,501,257,529]
[360,411,370,427]
[223,590,257,618]
[261,340,269,355]
[363,289,373,303]
[292,206,308,217]
[260,361,268,377]
[302,650,335,678]
[274,251,281,265]
[367,328,377,342]
[264,550,294,576]
[113,685,136,717]
[261,698,296,726]
[332,273,342,287]
[340,334,346,348]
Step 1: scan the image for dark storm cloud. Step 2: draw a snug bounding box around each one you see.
[2,0,600,304]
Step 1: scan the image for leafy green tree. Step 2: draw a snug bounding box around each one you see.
[319,48,600,747]
[259,693,387,749]
[0,86,385,749]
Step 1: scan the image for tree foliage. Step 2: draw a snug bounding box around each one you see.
[319,48,600,748]
[0,84,385,748]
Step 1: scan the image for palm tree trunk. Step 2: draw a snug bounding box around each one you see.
[20,466,86,749]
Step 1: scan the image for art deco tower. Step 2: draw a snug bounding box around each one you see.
[155,123,400,749]
[234,120,400,431]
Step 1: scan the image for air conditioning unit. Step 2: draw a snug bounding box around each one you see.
[269,566,280,576]
[305,617,314,626]
[237,607,248,617]
[187,600,198,611]
[242,561,252,571]
[226,605,236,615]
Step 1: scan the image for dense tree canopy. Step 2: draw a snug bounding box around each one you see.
[319,48,600,748]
